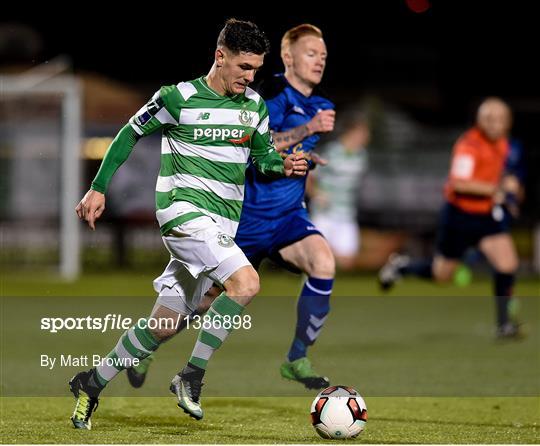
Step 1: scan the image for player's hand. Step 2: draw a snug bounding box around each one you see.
[306,109,335,135]
[75,189,106,230]
[310,152,328,166]
[284,152,308,178]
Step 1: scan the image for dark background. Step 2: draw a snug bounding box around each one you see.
[2,0,539,217]
[2,0,538,114]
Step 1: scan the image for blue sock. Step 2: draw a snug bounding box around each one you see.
[288,277,333,362]
[400,258,433,279]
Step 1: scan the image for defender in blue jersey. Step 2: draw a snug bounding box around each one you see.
[234,24,337,389]
[237,76,334,264]
[127,24,337,391]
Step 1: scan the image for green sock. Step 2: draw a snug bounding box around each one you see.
[188,293,245,370]
[95,318,160,386]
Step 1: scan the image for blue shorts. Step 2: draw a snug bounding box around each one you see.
[436,202,510,259]
[235,207,322,271]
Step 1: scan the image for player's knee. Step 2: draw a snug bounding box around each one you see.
[488,249,518,273]
[494,259,518,274]
[432,266,453,283]
[481,234,519,274]
[431,257,456,283]
[147,308,182,341]
[309,251,335,278]
[237,272,260,298]
[225,267,260,299]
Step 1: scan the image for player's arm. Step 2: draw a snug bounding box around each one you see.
[250,111,308,178]
[448,144,497,197]
[271,109,336,151]
[451,179,497,196]
[76,87,178,230]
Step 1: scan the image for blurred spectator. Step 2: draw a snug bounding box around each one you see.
[309,110,370,270]
[379,97,525,339]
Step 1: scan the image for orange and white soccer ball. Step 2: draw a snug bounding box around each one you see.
[310,385,368,439]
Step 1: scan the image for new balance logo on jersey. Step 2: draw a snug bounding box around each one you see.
[197,112,210,120]
[193,128,246,141]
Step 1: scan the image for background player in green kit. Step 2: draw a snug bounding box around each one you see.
[70,19,307,429]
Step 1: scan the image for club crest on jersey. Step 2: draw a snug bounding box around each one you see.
[217,233,234,248]
[238,110,254,126]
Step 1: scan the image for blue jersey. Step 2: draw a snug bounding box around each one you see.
[242,74,335,218]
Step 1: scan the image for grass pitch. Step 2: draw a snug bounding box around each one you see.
[1,271,539,443]
[0,396,538,444]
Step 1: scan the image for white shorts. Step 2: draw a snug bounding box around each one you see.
[153,215,251,315]
[312,215,360,257]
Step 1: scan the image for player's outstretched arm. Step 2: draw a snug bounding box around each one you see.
[272,109,335,151]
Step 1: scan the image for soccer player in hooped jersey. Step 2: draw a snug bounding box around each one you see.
[70,19,307,429]
[379,98,523,339]
[127,24,338,392]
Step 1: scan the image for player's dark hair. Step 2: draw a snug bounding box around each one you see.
[217,19,270,55]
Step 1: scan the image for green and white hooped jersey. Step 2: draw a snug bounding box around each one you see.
[129,77,279,236]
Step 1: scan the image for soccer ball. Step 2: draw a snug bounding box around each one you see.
[310,385,368,439]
